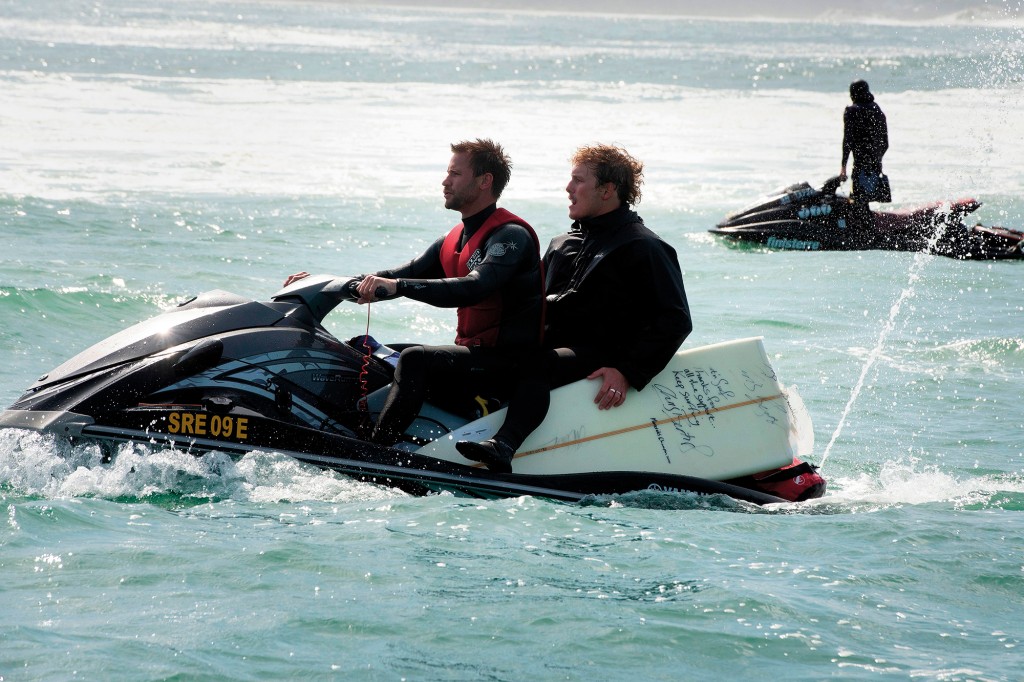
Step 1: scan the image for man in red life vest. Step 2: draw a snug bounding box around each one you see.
[297,139,546,446]
[457,144,692,471]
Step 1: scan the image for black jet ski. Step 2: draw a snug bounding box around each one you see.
[0,276,825,505]
[710,177,1024,260]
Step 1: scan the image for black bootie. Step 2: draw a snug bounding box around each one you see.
[456,438,514,474]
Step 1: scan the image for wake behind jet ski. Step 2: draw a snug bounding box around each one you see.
[710,177,1024,260]
[0,275,825,505]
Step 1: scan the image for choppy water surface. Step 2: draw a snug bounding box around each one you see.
[2,1,1023,679]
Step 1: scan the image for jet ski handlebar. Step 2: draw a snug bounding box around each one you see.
[271,274,361,323]
[820,175,844,195]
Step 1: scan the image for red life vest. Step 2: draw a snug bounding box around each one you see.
[438,207,540,347]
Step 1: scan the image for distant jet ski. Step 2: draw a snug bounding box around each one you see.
[0,275,825,505]
[710,177,1024,260]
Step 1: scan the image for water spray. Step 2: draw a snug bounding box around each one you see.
[819,204,957,468]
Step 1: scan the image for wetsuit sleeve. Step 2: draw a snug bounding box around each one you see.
[614,241,692,390]
[842,107,853,166]
[393,223,537,308]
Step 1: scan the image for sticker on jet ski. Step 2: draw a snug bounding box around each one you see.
[166,412,249,440]
[766,236,822,250]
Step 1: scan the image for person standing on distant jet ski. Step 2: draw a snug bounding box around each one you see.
[456,144,692,472]
[839,79,889,209]
[285,139,546,447]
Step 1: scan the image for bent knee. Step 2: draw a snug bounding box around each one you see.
[394,346,427,382]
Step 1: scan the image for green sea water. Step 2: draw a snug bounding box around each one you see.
[2,1,1023,679]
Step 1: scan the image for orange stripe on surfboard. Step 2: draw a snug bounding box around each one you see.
[512,393,785,459]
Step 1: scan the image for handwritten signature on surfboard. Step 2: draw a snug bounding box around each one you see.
[517,363,787,461]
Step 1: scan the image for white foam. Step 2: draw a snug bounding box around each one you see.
[821,458,1024,507]
[3,73,1021,208]
[0,428,400,503]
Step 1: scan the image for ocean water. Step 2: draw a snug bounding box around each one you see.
[2,1,1024,679]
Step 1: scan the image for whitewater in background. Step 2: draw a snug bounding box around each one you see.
[2,1,1023,680]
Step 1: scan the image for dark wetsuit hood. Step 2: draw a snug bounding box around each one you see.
[850,79,874,104]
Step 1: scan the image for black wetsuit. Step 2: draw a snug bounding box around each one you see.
[842,100,888,203]
[369,204,545,445]
[543,205,692,389]
[376,205,542,347]
[486,205,693,452]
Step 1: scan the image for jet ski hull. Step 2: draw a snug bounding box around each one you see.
[0,276,825,505]
[710,179,1024,260]
[0,405,795,504]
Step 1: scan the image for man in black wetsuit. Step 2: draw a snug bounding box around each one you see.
[346,139,545,446]
[456,144,692,472]
[840,79,889,211]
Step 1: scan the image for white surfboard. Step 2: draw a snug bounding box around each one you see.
[416,337,802,480]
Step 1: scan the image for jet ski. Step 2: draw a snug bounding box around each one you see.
[0,275,825,505]
[710,177,1024,260]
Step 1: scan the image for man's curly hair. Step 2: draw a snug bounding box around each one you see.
[570,144,644,207]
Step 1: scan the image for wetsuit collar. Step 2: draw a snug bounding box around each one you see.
[460,203,497,248]
[463,203,498,233]
[575,204,636,234]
